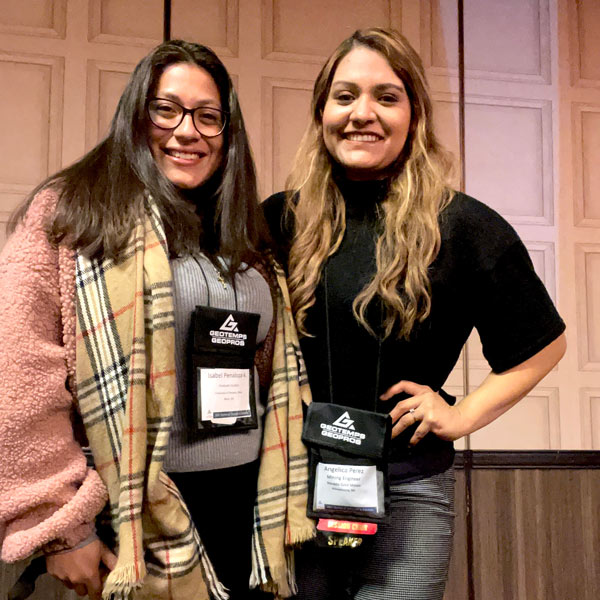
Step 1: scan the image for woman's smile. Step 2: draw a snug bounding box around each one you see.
[342,131,384,142]
[322,46,411,180]
[148,63,224,189]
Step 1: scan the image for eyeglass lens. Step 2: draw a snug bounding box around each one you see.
[148,99,226,137]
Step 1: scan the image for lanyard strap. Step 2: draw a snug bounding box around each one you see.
[192,254,239,311]
[323,264,383,411]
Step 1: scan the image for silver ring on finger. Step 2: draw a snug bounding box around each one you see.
[408,407,417,424]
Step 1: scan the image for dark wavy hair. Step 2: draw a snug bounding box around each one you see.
[9,40,267,273]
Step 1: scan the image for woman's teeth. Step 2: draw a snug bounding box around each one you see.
[166,149,201,159]
[345,133,381,142]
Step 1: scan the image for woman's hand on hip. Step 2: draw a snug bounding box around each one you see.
[380,380,465,444]
[46,539,117,599]
[380,335,567,445]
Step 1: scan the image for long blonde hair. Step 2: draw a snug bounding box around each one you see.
[286,28,453,340]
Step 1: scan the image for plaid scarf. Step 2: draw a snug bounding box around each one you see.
[251,262,315,598]
[75,199,314,600]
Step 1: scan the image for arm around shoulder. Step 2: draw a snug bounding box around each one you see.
[0,190,107,563]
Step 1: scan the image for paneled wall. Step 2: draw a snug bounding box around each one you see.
[0,4,599,596]
[3,2,591,455]
[423,0,565,452]
[0,0,161,247]
[445,457,600,600]
[562,0,600,452]
[0,1,596,444]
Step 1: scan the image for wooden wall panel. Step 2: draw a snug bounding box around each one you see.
[261,78,313,195]
[470,388,560,449]
[85,60,134,149]
[0,53,63,211]
[579,469,600,590]
[560,0,600,451]
[462,0,550,82]
[592,394,600,448]
[0,0,66,38]
[569,0,600,86]
[471,468,600,600]
[572,104,600,226]
[580,389,600,449]
[464,99,552,225]
[471,469,521,600]
[171,0,238,57]
[262,0,400,63]
[425,0,458,72]
[88,0,162,46]
[579,109,600,223]
[575,245,600,370]
[432,96,460,188]
[532,470,600,598]
[424,0,549,83]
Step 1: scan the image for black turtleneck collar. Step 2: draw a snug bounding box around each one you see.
[333,170,390,219]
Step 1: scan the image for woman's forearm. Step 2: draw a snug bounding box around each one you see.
[383,333,567,442]
[455,332,567,438]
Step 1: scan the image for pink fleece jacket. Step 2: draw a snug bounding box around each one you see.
[0,189,108,563]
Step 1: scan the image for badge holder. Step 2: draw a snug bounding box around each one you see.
[303,266,392,548]
[189,304,260,433]
[302,402,391,548]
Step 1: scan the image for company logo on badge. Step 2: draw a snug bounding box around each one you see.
[320,411,366,446]
[209,314,247,346]
[220,314,239,332]
[332,411,355,430]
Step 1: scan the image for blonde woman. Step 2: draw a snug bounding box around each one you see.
[264,28,566,600]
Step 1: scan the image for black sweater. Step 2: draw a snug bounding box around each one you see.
[264,182,565,482]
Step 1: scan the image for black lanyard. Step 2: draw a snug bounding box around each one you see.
[323,264,383,412]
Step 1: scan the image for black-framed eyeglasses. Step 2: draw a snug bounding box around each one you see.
[147,98,228,138]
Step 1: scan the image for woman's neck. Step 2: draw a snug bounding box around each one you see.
[334,171,390,218]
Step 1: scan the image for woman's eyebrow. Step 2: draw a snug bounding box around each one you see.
[330,80,358,89]
[373,83,406,94]
[330,81,406,94]
[155,91,182,101]
[155,92,220,107]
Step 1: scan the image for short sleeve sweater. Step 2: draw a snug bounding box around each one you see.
[263,182,565,483]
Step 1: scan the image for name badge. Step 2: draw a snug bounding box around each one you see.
[189,305,260,433]
[199,367,251,424]
[314,463,381,514]
[302,403,391,526]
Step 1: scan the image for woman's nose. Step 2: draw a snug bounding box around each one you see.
[350,95,376,122]
[174,112,200,138]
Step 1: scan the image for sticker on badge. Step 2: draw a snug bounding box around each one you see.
[317,519,378,535]
[199,367,251,424]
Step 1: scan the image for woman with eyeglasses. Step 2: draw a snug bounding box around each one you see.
[0,40,313,600]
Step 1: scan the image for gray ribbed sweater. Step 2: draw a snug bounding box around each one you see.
[164,254,273,472]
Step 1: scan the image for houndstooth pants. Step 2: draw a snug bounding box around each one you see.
[294,468,455,600]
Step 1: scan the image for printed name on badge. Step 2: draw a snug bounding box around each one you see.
[199,367,251,424]
[314,463,378,512]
